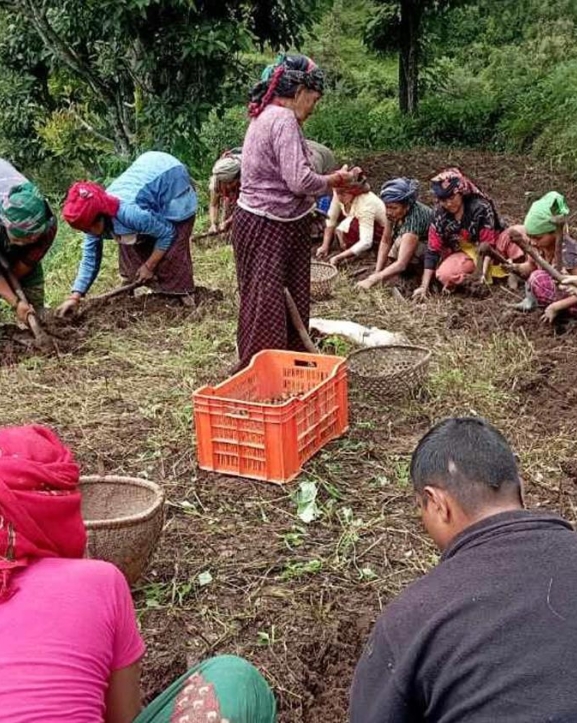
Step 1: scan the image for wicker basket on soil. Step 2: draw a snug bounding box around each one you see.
[310,261,338,300]
[79,475,165,585]
[347,345,432,400]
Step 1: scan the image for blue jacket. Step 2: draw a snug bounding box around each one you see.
[72,152,197,295]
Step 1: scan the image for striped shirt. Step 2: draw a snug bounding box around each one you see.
[393,201,433,242]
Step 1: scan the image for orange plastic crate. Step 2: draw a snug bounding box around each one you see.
[193,350,348,484]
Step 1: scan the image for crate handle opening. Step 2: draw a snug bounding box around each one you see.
[294,359,318,368]
[225,409,250,419]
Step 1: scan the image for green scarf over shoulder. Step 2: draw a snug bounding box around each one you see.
[134,655,277,723]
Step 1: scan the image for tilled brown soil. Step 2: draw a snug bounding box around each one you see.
[0,286,223,366]
[136,153,577,721]
[358,148,577,228]
[3,149,577,722]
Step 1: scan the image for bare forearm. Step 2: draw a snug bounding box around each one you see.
[320,227,335,251]
[376,241,392,272]
[551,295,577,312]
[372,258,407,283]
[145,248,166,271]
[420,268,435,290]
[209,202,219,227]
[332,248,355,264]
[0,275,18,307]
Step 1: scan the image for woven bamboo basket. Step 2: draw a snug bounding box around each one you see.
[348,345,431,400]
[310,261,338,300]
[80,475,165,585]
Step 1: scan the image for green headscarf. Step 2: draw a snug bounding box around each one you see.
[0,181,50,240]
[524,191,570,236]
[134,655,277,723]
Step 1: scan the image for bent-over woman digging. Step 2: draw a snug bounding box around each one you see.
[57,151,197,317]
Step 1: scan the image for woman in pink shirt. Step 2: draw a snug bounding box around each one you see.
[0,425,276,723]
[232,53,360,369]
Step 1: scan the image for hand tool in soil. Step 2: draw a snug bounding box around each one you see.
[87,280,145,304]
[190,228,227,243]
[551,214,568,272]
[391,286,406,303]
[477,242,526,279]
[284,287,318,353]
[0,250,54,349]
[509,230,577,291]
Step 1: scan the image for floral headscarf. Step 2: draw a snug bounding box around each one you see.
[248,53,324,118]
[430,168,487,201]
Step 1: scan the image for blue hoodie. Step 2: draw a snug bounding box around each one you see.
[72,152,197,295]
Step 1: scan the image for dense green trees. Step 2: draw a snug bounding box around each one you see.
[365,1,472,115]
[2,0,577,189]
[0,0,322,168]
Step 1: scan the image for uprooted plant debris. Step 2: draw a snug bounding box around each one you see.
[0,286,224,367]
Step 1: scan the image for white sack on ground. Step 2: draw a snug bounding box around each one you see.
[309,318,409,347]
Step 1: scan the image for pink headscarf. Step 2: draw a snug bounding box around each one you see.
[0,425,85,601]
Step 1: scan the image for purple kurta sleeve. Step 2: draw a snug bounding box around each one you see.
[272,115,331,198]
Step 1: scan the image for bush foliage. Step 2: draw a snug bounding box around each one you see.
[3,0,577,192]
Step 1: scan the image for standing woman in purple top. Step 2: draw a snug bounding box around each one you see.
[232,54,360,369]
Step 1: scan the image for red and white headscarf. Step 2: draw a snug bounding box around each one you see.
[62,181,120,232]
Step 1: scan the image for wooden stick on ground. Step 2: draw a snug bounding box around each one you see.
[551,214,568,272]
[88,280,144,303]
[349,265,374,279]
[509,232,566,283]
[509,231,577,294]
[477,242,525,279]
[191,228,223,242]
[284,288,318,353]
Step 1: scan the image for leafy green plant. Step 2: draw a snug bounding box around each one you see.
[281,559,323,580]
[256,625,277,646]
[392,456,411,487]
[282,526,307,550]
[292,480,322,524]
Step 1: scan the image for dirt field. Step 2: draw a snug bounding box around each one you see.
[1,149,577,721]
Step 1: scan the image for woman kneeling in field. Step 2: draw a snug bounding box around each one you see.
[316,176,387,267]
[209,141,335,237]
[358,177,432,290]
[0,424,276,723]
[508,192,577,322]
[413,168,523,299]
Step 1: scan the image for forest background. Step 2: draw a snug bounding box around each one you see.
[1,0,576,201]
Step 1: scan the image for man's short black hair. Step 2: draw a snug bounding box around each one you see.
[410,417,522,514]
